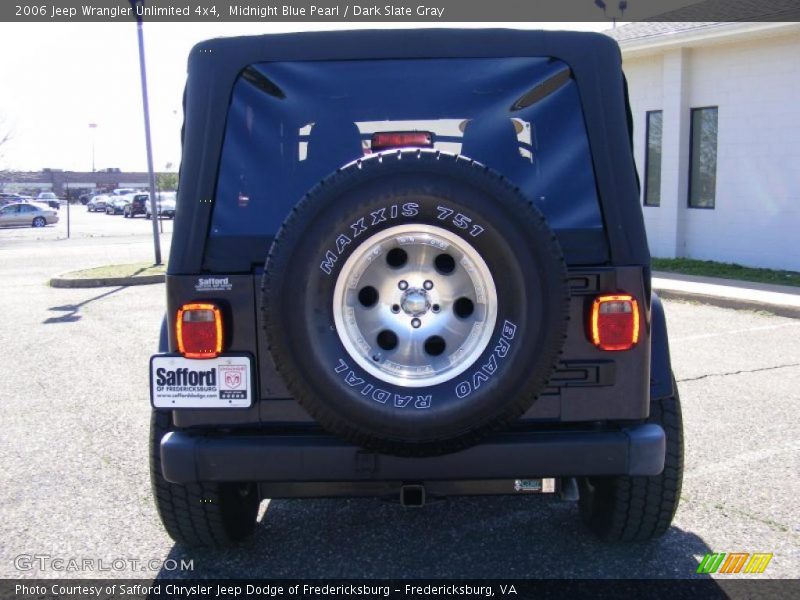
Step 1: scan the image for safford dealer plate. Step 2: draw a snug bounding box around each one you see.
[150,355,252,409]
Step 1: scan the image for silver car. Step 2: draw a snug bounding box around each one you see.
[0,202,59,228]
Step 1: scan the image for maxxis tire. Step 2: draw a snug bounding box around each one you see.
[578,378,684,542]
[149,411,260,547]
[262,150,569,457]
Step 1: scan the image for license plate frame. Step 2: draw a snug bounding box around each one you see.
[150,354,253,409]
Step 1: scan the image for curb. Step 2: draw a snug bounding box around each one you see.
[654,288,800,319]
[49,274,165,288]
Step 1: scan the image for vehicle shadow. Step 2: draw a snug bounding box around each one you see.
[43,286,127,324]
[156,495,720,580]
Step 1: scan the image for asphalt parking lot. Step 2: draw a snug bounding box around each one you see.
[0,227,797,581]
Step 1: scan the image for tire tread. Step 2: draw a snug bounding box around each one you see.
[579,380,684,541]
[149,411,259,547]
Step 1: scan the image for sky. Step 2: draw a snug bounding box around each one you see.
[0,22,613,173]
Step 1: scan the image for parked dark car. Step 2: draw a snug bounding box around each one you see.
[87,195,109,212]
[105,197,127,215]
[123,193,150,218]
[149,30,682,548]
[0,193,26,207]
[79,192,96,205]
[35,192,61,210]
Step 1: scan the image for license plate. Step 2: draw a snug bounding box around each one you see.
[150,355,252,409]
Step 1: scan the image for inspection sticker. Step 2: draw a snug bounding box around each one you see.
[150,355,252,409]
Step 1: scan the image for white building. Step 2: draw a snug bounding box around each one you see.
[608,21,800,271]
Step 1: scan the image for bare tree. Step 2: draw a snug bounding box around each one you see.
[0,117,35,194]
[0,115,12,167]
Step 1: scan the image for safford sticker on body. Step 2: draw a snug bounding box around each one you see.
[195,277,233,292]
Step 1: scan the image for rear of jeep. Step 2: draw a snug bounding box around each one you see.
[149,30,683,547]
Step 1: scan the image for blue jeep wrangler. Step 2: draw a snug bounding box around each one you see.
[149,29,683,546]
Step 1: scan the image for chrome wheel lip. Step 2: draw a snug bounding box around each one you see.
[332,223,498,388]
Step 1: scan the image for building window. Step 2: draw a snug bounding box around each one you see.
[688,107,718,208]
[643,110,663,206]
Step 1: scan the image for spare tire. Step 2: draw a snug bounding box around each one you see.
[262,150,568,456]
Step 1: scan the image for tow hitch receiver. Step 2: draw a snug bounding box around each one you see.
[400,484,426,507]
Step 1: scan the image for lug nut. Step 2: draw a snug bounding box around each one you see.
[398,280,409,290]
[432,304,440,313]
[423,280,434,290]
[411,318,421,328]
[391,304,401,313]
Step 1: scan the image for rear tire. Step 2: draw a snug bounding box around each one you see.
[149,411,260,547]
[578,378,683,541]
[32,217,46,228]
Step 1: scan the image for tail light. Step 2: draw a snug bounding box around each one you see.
[590,294,640,351]
[176,303,223,359]
[371,131,433,152]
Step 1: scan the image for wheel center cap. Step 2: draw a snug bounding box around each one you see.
[400,289,430,316]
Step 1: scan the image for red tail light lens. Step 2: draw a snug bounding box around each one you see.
[590,294,640,351]
[371,131,433,152]
[176,303,223,359]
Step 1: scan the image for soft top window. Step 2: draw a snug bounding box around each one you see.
[211,56,603,241]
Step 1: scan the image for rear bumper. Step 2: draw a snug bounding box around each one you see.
[160,424,665,485]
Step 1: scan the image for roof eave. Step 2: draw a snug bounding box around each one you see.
[615,21,800,58]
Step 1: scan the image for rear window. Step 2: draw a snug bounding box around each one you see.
[209,57,606,256]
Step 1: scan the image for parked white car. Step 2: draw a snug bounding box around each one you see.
[145,191,177,219]
[111,188,137,196]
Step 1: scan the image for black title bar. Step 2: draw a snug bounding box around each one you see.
[4,579,800,600]
[4,0,800,22]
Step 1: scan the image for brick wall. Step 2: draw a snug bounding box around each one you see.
[0,170,165,196]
